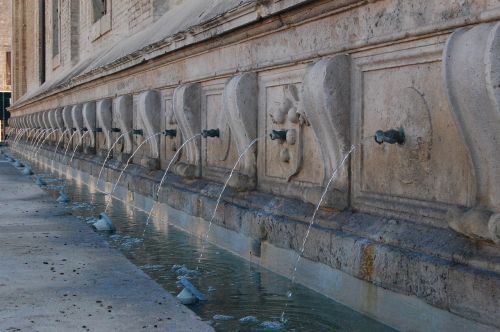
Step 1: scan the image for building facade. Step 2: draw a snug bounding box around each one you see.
[0,0,11,141]
[7,1,500,330]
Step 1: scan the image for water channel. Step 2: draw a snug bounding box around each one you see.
[21,157,394,332]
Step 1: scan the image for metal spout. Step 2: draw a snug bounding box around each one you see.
[133,129,144,136]
[163,129,177,138]
[202,129,220,138]
[111,127,121,133]
[82,127,88,132]
[374,128,405,145]
[94,128,103,133]
[270,130,288,141]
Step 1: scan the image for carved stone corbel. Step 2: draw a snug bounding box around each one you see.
[96,98,112,157]
[82,101,96,154]
[302,55,351,209]
[172,83,201,178]
[62,106,74,149]
[53,108,64,145]
[136,90,162,169]
[443,22,500,243]
[113,95,134,161]
[223,72,258,190]
[71,105,84,151]
[47,110,56,145]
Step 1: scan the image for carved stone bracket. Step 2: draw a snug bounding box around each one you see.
[82,101,96,153]
[443,22,500,243]
[96,98,112,155]
[172,83,201,178]
[137,90,161,169]
[71,105,84,146]
[53,108,64,145]
[47,110,56,144]
[114,95,134,158]
[62,106,74,147]
[223,72,258,190]
[302,55,351,209]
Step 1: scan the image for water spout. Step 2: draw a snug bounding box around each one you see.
[374,128,405,145]
[201,129,219,138]
[69,131,90,164]
[103,132,163,213]
[270,130,287,141]
[197,138,260,266]
[163,129,177,138]
[141,134,201,236]
[96,129,135,189]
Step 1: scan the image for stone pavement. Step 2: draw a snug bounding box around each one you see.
[0,159,213,332]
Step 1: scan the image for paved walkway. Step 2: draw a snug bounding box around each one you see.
[0,158,213,332]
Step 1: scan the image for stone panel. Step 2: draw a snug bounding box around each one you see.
[352,39,474,227]
[257,66,325,206]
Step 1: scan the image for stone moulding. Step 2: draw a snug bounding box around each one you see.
[302,55,351,209]
[114,95,134,156]
[96,98,113,154]
[172,83,202,178]
[443,22,500,243]
[222,72,258,190]
[82,101,96,152]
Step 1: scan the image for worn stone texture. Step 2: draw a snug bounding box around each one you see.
[6,0,500,330]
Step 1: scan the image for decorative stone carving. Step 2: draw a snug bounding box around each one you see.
[172,83,202,178]
[71,105,84,150]
[113,95,133,161]
[443,22,500,243]
[82,101,96,154]
[270,84,305,181]
[222,73,258,190]
[54,108,64,130]
[303,56,350,208]
[135,90,161,169]
[47,110,56,144]
[96,98,112,156]
[62,106,74,148]
[42,111,50,130]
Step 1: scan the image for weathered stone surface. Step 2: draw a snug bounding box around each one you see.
[113,95,134,161]
[443,22,500,242]
[82,101,96,154]
[302,56,350,209]
[135,90,161,169]
[96,98,112,156]
[172,83,202,178]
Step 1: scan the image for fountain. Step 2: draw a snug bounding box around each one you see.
[103,131,163,213]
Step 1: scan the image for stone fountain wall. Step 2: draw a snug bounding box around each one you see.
[7,0,500,330]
